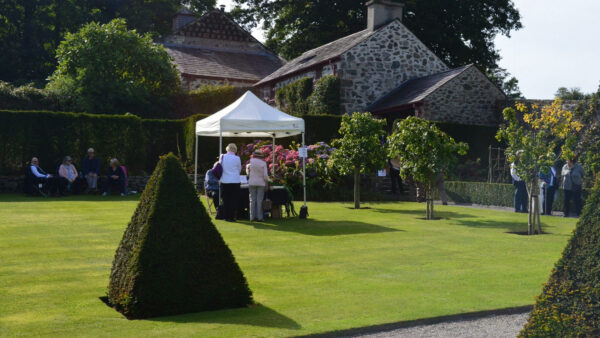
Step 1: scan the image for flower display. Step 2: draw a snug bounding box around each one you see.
[239,140,338,190]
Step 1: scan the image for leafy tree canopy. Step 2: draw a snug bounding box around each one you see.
[231,0,521,72]
[46,19,181,117]
[555,87,591,100]
[388,117,468,185]
[0,0,215,83]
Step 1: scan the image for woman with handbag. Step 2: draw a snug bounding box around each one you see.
[246,150,269,221]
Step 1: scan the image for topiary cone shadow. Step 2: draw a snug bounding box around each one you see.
[107,153,253,319]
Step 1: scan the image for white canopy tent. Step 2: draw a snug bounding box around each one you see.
[194,91,307,208]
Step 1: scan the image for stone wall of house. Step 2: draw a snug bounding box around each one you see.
[338,20,449,112]
[420,66,507,126]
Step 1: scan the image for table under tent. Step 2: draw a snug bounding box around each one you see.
[193,91,307,216]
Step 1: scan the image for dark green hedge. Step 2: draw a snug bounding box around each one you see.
[107,154,252,318]
[0,110,147,175]
[520,180,600,336]
[439,181,590,212]
[436,122,500,161]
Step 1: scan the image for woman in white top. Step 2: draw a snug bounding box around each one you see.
[220,143,242,222]
[246,150,269,221]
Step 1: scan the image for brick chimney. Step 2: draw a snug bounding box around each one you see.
[172,8,195,33]
[366,0,404,31]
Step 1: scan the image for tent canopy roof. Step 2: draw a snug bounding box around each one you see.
[195,91,305,138]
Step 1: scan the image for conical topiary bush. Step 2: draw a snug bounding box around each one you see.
[520,179,600,336]
[107,153,253,319]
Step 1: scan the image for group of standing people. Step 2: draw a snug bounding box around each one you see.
[204,143,269,222]
[511,151,585,217]
[27,148,127,197]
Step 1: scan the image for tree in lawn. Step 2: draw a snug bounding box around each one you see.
[496,99,583,234]
[330,112,387,209]
[387,117,468,220]
[46,19,180,117]
[519,179,600,337]
[107,153,252,319]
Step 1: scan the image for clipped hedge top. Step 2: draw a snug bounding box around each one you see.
[520,179,600,336]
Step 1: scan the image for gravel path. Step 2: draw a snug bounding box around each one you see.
[353,312,530,338]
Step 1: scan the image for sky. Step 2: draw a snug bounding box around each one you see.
[217,0,600,99]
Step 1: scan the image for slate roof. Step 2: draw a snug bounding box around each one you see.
[255,24,391,86]
[165,46,284,82]
[175,10,258,43]
[366,65,473,112]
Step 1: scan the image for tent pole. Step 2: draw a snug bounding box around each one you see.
[194,134,198,189]
[272,135,276,177]
[302,132,307,207]
[219,130,222,203]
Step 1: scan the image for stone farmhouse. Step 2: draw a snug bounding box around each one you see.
[160,7,283,91]
[254,0,508,127]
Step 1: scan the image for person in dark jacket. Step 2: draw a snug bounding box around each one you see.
[561,158,584,217]
[539,164,559,215]
[82,148,100,193]
[102,158,126,196]
[204,162,221,208]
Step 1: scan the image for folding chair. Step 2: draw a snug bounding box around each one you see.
[205,194,215,215]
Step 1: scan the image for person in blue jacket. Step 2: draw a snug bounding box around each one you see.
[539,163,559,215]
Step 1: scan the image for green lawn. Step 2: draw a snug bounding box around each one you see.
[0,194,576,337]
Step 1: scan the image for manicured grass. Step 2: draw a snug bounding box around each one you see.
[0,194,577,337]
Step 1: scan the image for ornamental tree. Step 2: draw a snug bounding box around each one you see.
[46,18,180,117]
[331,112,387,209]
[496,99,583,234]
[387,117,468,220]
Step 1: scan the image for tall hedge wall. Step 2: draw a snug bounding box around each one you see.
[438,181,590,212]
[0,110,190,175]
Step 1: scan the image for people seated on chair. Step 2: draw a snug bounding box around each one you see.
[205,162,221,209]
[58,156,81,195]
[102,158,126,196]
[26,157,59,196]
[82,147,100,193]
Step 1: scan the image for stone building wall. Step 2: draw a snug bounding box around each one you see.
[421,66,507,126]
[338,20,449,112]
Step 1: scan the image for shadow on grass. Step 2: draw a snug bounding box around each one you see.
[149,303,301,329]
[371,208,474,220]
[240,219,401,236]
[0,193,140,202]
[455,219,553,235]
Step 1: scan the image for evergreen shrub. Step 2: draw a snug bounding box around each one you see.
[309,75,341,115]
[520,179,600,336]
[107,153,253,319]
[275,77,314,116]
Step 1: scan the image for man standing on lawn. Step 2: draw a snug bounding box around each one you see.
[511,150,527,213]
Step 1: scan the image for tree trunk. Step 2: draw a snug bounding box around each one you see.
[426,183,434,220]
[527,181,533,235]
[354,166,360,209]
